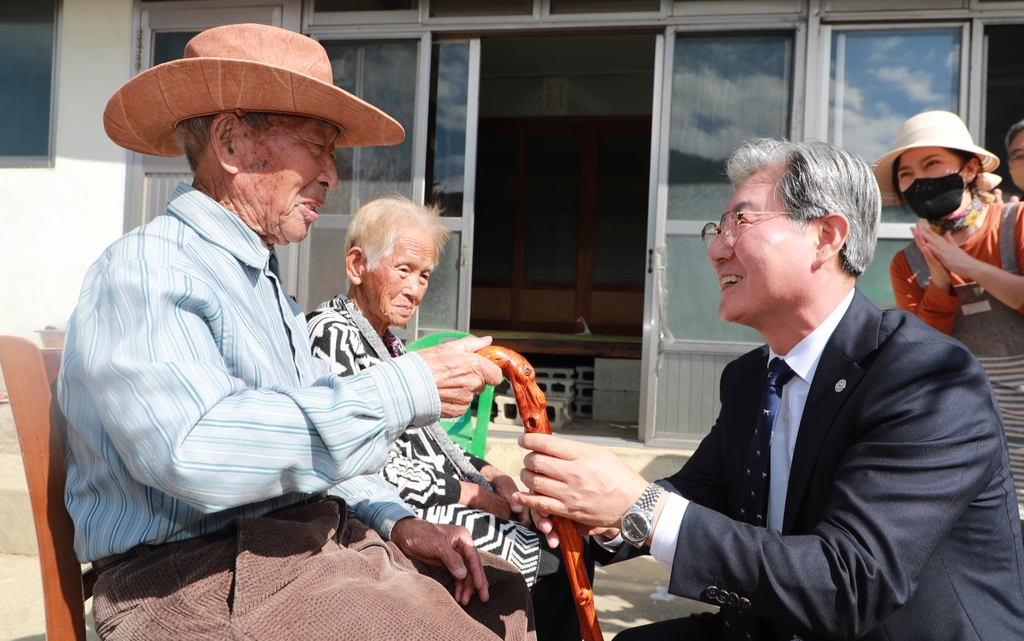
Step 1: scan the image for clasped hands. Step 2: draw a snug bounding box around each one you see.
[511,433,651,548]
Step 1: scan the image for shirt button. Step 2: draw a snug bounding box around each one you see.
[739,597,752,611]
[784,413,790,421]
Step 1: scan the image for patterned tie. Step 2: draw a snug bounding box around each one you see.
[725,357,795,641]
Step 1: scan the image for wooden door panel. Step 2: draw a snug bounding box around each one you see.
[473,116,650,335]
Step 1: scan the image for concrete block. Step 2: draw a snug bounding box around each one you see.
[595,358,642,392]
[493,394,573,429]
[535,367,575,381]
[572,400,593,418]
[593,389,640,423]
[574,366,594,383]
[574,382,594,401]
[537,379,574,398]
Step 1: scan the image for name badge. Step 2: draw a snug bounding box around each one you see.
[961,300,992,316]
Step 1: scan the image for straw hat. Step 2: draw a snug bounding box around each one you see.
[870,110,1000,205]
[103,23,405,157]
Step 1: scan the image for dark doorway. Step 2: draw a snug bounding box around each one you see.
[470,35,656,337]
[984,24,1024,200]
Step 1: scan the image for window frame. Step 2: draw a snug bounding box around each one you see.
[0,0,61,168]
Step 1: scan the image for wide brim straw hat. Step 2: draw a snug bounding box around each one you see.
[103,23,404,157]
[870,110,1000,206]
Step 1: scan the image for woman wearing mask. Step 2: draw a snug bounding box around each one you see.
[873,110,1024,516]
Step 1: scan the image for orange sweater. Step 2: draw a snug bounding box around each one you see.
[889,202,1024,335]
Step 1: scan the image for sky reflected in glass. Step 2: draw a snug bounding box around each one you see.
[830,29,960,166]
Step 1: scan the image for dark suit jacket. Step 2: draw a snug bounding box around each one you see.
[660,290,1024,640]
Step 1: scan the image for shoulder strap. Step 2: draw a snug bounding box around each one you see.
[999,201,1021,275]
[902,240,931,290]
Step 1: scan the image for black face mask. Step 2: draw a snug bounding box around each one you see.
[901,172,966,222]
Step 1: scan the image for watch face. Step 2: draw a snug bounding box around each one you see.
[622,512,650,543]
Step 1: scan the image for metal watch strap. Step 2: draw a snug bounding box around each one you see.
[633,482,663,515]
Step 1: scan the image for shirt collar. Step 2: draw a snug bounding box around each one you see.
[769,288,855,385]
[165,183,270,271]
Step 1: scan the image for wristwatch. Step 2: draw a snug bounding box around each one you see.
[620,483,664,547]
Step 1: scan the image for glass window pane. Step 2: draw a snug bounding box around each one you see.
[859,238,907,312]
[307,226,349,312]
[663,33,792,343]
[664,235,761,343]
[523,136,581,283]
[550,0,659,13]
[983,24,1024,201]
[430,0,532,17]
[321,41,418,216]
[666,34,793,221]
[594,135,649,285]
[428,42,470,217]
[829,29,959,178]
[315,0,417,10]
[152,31,200,66]
[0,0,56,161]
[419,231,461,329]
[473,133,517,282]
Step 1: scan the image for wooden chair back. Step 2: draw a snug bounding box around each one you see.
[0,335,91,641]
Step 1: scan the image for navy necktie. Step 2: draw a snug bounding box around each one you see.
[725,357,795,641]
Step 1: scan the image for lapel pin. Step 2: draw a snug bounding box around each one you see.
[835,379,847,393]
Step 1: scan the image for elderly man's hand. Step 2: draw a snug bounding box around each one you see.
[417,336,504,418]
[390,517,489,605]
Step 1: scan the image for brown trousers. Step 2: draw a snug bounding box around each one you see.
[92,500,536,640]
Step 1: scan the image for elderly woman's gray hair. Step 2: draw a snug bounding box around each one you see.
[345,196,451,270]
[725,138,881,278]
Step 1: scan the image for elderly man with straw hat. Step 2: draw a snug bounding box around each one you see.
[58,24,534,640]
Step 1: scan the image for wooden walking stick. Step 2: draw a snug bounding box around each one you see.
[477,346,604,641]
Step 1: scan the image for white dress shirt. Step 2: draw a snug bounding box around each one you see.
[648,289,855,571]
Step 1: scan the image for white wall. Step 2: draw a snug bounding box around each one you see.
[0,0,133,344]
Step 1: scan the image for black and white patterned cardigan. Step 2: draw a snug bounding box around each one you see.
[307,295,541,586]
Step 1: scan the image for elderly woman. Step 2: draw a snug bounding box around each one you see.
[307,196,588,641]
[873,110,1024,516]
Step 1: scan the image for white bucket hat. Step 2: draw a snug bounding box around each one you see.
[870,110,1001,205]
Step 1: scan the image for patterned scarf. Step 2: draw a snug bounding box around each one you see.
[382,330,404,358]
[929,194,988,235]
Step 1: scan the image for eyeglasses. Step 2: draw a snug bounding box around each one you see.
[701,211,789,250]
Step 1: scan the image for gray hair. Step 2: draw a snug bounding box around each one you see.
[725,138,881,278]
[1007,119,1024,153]
[174,112,338,172]
[345,196,451,271]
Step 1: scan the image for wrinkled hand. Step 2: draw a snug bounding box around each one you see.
[390,518,489,605]
[491,474,531,527]
[513,433,648,534]
[460,481,512,520]
[416,336,504,418]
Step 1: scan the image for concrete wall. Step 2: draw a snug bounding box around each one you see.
[0,0,133,344]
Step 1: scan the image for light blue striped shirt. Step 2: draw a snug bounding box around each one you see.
[59,184,434,562]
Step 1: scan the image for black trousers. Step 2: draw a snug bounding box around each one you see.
[532,534,596,641]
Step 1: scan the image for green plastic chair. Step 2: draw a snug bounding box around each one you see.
[406,331,496,459]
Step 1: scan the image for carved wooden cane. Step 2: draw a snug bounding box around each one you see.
[477,346,604,641]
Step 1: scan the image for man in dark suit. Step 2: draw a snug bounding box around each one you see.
[514,139,1024,640]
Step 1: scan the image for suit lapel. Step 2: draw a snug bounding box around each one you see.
[782,290,882,533]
